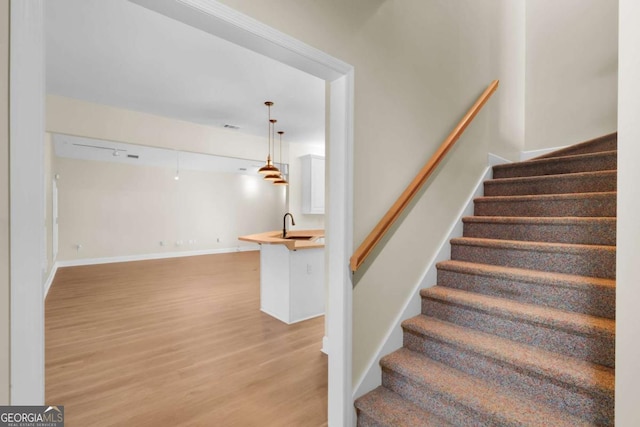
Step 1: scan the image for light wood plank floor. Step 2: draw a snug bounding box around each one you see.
[45,251,327,427]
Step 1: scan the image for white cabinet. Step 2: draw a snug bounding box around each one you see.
[301,154,325,214]
[259,244,325,324]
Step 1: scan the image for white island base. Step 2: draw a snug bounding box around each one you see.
[259,243,325,324]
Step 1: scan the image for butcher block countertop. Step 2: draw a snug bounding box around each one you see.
[238,229,325,250]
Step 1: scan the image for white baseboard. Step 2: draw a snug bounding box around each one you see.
[55,245,260,268]
[488,152,512,166]
[321,335,329,355]
[259,308,324,325]
[519,145,568,161]
[291,312,324,324]
[352,158,501,400]
[259,308,289,324]
[43,262,60,300]
[44,246,260,299]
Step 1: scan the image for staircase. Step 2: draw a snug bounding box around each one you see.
[355,133,617,426]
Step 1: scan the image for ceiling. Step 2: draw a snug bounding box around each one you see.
[45,0,325,146]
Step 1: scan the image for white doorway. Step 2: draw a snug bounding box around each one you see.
[10,0,355,424]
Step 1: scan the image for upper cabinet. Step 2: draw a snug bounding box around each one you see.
[300,154,325,214]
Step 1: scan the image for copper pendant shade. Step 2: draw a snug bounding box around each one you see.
[258,102,281,176]
[263,120,281,181]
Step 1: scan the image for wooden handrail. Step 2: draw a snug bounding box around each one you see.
[350,80,499,272]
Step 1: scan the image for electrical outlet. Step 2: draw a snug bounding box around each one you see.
[216,237,221,243]
[176,240,183,246]
[307,264,312,274]
[159,241,165,246]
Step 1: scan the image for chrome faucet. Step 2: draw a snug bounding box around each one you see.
[283,212,296,238]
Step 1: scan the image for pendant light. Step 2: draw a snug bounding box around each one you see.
[258,101,280,176]
[264,118,282,181]
[273,131,288,186]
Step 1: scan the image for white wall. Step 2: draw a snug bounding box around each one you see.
[525,0,618,151]
[0,0,10,405]
[288,142,325,230]
[493,0,525,160]
[616,0,640,424]
[217,0,526,386]
[46,95,290,262]
[53,151,285,262]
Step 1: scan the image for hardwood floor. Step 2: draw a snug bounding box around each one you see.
[45,251,328,427]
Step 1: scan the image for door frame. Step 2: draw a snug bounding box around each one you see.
[10,0,46,405]
[52,179,58,262]
[10,0,355,424]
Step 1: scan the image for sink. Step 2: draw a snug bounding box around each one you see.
[239,230,325,247]
[283,235,315,240]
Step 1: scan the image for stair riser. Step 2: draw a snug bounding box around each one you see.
[355,413,385,427]
[436,268,615,318]
[381,369,493,427]
[403,329,613,425]
[474,195,616,217]
[484,174,616,196]
[355,387,455,427]
[463,220,616,245]
[421,298,615,367]
[450,243,616,279]
[492,153,616,179]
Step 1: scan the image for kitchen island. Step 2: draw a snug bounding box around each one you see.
[239,230,324,324]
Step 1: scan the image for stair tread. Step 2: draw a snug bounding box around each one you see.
[355,386,454,427]
[475,191,616,202]
[494,149,617,168]
[382,348,591,427]
[486,169,616,184]
[462,216,616,225]
[420,286,615,338]
[402,315,614,396]
[437,260,616,290]
[450,236,616,253]
[461,216,617,245]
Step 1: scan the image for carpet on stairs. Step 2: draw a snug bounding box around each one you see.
[355,132,617,426]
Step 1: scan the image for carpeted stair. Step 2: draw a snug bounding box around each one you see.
[355,132,617,426]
